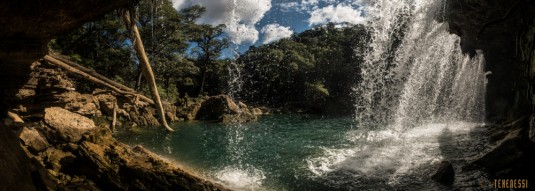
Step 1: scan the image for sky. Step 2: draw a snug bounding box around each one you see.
[171,0,368,54]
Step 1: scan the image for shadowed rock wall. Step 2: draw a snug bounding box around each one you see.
[446,0,535,180]
[0,0,131,117]
[446,0,535,121]
[0,1,229,190]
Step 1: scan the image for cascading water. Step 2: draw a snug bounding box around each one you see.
[354,0,486,129]
[213,0,266,189]
[308,0,489,189]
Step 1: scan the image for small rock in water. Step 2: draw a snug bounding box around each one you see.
[431,161,455,185]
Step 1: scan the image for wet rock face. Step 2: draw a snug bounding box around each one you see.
[446,0,535,121]
[469,118,535,180]
[196,95,240,121]
[445,0,535,182]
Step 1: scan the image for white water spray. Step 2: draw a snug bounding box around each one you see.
[308,0,487,186]
[354,0,486,130]
[213,1,266,190]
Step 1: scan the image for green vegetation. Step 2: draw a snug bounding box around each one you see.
[51,0,229,102]
[239,23,370,114]
[51,0,371,115]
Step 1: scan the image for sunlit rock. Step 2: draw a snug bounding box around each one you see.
[196,95,257,123]
[43,107,95,142]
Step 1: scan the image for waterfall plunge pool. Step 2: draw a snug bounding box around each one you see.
[116,114,490,191]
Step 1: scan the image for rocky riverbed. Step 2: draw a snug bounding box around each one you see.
[0,59,256,190]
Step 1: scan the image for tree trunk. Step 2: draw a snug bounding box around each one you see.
[123,10,173,132]
[43,55,154,104]
[49,54,136,93]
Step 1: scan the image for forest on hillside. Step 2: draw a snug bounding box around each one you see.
[51,0,370,115]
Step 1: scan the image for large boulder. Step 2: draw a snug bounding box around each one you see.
[196,95,239,121]
[43,107,95,142]
[195,95,256,123]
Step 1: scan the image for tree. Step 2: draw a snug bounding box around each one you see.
[190,24,230,96]
[136,1,204,96]
[123,10,174,132]
[50,14,135,92]
[238,23,370,114]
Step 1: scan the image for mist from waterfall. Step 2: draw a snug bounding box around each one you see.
[354,0,486,130]
[213,1,267,190]
[307,0,488,188]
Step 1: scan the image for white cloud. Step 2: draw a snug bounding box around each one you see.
[172,0,271,45]
[308,5,366,26]
[279,2,299,12]
[261,24,294,44]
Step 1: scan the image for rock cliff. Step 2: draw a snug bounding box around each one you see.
[446,0,535,121]
[0,1,230,190]
[0,0,131,119]
[446,0,535,180]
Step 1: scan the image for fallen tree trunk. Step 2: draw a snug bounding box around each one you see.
[50,54,136,93]
[123,10,173,132]
[43,55,154,104]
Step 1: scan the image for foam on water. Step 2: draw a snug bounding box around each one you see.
[213,1,269,190]
[307,122,485,184]
[214,166,266,191]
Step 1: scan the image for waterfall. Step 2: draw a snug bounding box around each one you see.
[307,0,488,186]
[354,0,486,130]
